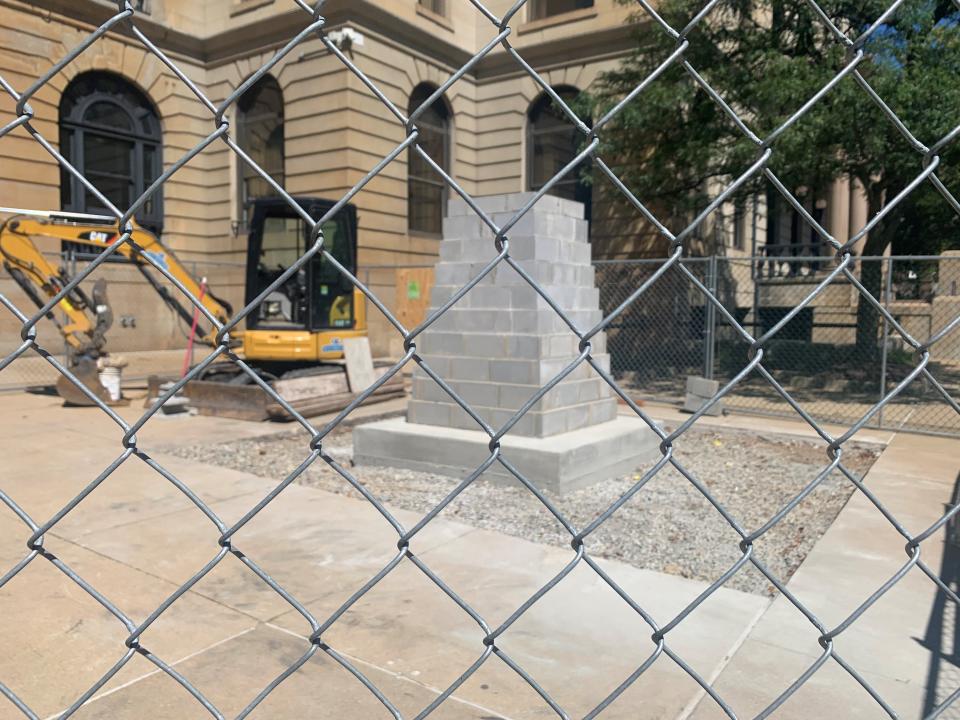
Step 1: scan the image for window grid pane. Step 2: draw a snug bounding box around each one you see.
[59,72,163,234]
[408,178,444,235]
[528,88,591,220]
[408,85,450,234]
[237,76,285,222]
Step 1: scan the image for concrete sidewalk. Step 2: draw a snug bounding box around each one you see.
[687,430,960,719]
[0,392,956,719]
[642,402,958,718]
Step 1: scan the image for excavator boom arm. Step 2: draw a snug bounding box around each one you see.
[0,213,232,351]
[0,223,96,350]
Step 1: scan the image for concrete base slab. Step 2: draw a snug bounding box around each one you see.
[353,414,660,494]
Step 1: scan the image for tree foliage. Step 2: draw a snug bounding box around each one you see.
[586,0,960,256]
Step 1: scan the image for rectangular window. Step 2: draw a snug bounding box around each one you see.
[142,145,160,219]
[764,187,778,250]
[418,0,446,16]
[529,123,581,202]
[530,0,594,20]
[260,216,304,271]
[408,178,445,235]
[83,133,135,212]
[59,130,73,211]
[407,103,449,234]
[254,215,306,327]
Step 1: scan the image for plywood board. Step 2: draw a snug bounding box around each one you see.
[395,267,435,330]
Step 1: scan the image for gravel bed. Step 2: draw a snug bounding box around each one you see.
[167,422,881,596]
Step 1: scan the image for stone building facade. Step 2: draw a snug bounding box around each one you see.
[0,0,640,356]
[0,0,879,360]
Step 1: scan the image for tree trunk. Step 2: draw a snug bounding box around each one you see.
[854,188,896,358]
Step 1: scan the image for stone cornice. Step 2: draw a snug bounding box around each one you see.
[18,0,638,78]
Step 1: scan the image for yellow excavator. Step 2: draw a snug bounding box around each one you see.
[0,197,371,411]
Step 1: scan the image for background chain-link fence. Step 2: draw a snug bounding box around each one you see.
[7,252,960,438]
[599,253,960,437]
[0,0,959,719]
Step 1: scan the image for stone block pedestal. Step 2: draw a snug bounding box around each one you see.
[353,192,659,494]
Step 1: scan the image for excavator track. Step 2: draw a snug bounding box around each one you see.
[149,361,404,422]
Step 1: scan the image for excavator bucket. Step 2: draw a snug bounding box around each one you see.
[56,356,112,406]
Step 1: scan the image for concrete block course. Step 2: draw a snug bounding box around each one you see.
[449,379,498,407]
[687,375,721,398]
[684,374,724,416]
[413,355,450,378]
[440,215,488,242]
[407,399,451,426]
[489,359,538,385]
[410,377,450,403]
[434,262,472,286]
[354,415,660,495]
[406,193,620,443]
[506,333,542,358]
[449,356,491,381]
[491,259,582,286]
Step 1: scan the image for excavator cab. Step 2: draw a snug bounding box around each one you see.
[242,197,366,364]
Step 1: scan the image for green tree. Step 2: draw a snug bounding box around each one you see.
[586,0,960,353]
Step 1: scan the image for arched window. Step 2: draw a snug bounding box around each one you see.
[527,87,591,221]
[408,84,451,235]
[59,72,163,233]
[237,75,284,224]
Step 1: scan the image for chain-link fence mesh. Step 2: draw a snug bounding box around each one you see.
[0,0,959,718]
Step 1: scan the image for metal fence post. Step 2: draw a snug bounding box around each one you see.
[878,255,894,429]
[703,255,718,380]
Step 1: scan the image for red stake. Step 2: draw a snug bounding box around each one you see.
[181,277,207,379]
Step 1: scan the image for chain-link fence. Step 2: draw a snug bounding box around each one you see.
[0,0,959,719]
[599,253,960,437]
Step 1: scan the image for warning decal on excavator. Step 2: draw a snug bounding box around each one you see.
[143,250,169,271]
[321,338,344,353]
